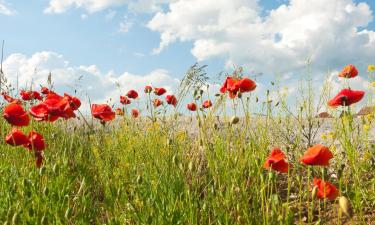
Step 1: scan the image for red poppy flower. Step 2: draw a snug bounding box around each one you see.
[339,65,358,78]
[20,90,42,101]
[64,93,81,110]
[3,103,30,126]
[131,109,139,118]
[220,77,240,98]
[153,99,162,107]
[41,87,55,95]
[34,151,44,168]
[300,144,333,166]
[238,77,256,93]
[187,103,197,111]
[120,96,131,105]
[328,89,365,107]
[115,108,124,116]
[91,104,115,122]
[29,103,59,122]
[144,85,153,93]
[154,87,167,96]
[43,94,76,119]
[166,95,178,107]
[26,131,46,152]
[127,90,139,99]
[5,128,29,146]
[264,148,290,173]
[2,92,21,104]
[313,178,339,200]
[202,100,212,109]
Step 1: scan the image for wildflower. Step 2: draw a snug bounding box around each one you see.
[120,96,131,105]
[131,109,139,118]
[40,87,55,95]
[2,93,21,104]
[328,89,365,107]
[115,108,124,116]
[126,90,138,99]
[26,131,46,152]
[238,77,256,93]
[364,124,370,132]
[368,65,375,72]
[187,103,197,111]
[154,87,167,96]
[300,144,333,166]
[29,104,59,122]
[144,85,153,93]
[220,77,240,98]
[371,82,375,87]
[64,93,81,110]
[202,100,212,109]
[5,128,29,146]
[338,65,358,78]
[91,104,115,122]
[3,103,30,126]
[321,133,327,140]
[153,99,162,107]
[166,95,178,107]
[313,178,339,200]
[263,147,291,173]
[220,76,256,98]
[20,90,42,101]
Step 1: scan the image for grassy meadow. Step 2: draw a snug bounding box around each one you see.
[0,64,375,225]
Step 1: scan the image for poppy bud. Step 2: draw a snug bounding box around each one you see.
[237,92,242,98]
[339,196,353,218]
[230,116,240,125]
[311,185,318,200]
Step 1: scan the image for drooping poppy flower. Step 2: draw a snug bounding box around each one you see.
[115,108,124,116]
[20,90,42,101]
[153,99,162,108]
[154,87,167,96]
[64,93,81,110]
[131,109,139,118]
[313,178,339,200]
[328,89,365,107]
[300,144,333,166]
[166,95,178,107]
[187,103,197,111]
[26,131,46,152]
[34,151,44,168]
[144,85,153,93]
[263,148,290,173]
[5,128,29,146]
[2,93,22,104]
[339,65,358,78]
[202,100,212,109]
[120,96,131,105]
[3,103,30,126]
[238,77,256,93]
[220,77,240,98]
[43,94,76,119]
[41,87,54,95]
[91,104,115,122]
[126,90,139,99]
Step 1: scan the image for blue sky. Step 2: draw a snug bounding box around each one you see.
[1,0,375,109]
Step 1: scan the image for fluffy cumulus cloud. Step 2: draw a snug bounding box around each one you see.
[44,0,175,14]
[148,0,375,76]
[0,1,15,15]
[2,51,179,112]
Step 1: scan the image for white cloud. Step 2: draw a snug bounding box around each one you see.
[44,0,174,14]
[148,0,375,76]
[0,1,15,15]
[118,16,134,33]
[2,51,179,112]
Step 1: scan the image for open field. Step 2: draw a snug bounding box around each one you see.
[0,64,375,224]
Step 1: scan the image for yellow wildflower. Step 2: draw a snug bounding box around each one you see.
[321,133,327,140]
[363,124,370,132]
[371,82,375,87]
[368,65,375,72]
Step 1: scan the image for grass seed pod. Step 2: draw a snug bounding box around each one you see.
[230,116,240,125]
